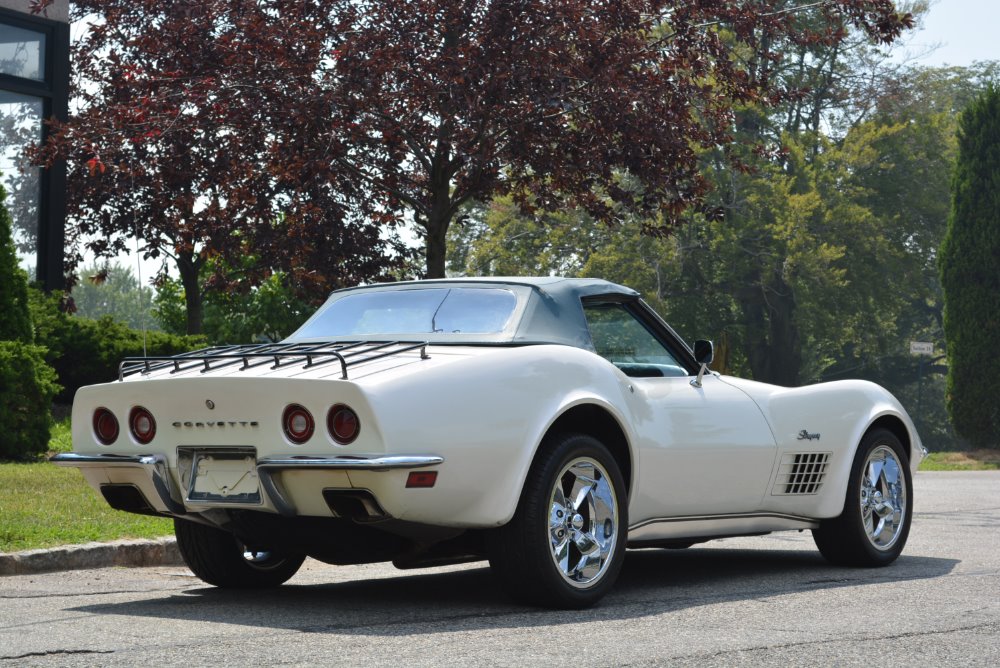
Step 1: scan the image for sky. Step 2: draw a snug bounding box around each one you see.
[895,0,1000,67]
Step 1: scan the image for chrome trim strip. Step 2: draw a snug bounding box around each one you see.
[629,511,816,530]
[51,453,146,465]
[256,455,444,472]
[51,453,442,518]
[627,512,819,544]
[50,453,186,514]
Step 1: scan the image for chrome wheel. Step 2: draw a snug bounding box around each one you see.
[813,429,912,567]
[548,457,619,588]
[242,548,283,568]
[487,433,626,607]
[859,445,907,551]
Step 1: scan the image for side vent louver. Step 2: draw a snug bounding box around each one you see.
[773,452,831,495]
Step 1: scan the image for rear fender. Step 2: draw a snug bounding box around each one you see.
[368,345,637,527]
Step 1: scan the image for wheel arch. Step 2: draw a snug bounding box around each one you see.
[541,403,634,496]
[816,411,918,519]
[864,414,912,461]
[813,414,915,566]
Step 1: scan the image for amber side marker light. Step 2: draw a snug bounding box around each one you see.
[406,471,438,488]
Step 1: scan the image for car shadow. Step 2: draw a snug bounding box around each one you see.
[68,544,959,636]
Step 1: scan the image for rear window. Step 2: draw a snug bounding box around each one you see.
[290,288,518,339]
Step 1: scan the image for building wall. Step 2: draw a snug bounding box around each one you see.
[0,1,68,23]
[1,0,69,288]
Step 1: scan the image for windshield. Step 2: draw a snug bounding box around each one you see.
[290,288,518,339]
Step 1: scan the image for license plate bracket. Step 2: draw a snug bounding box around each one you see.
[180,447,261,504]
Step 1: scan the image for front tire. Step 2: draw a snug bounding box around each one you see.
[813,428,913,566]
[488,433,627,608]
[174,518,306,588]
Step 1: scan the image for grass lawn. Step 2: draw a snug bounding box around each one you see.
[0,419,173,554]
[919,450,1000,471]
[1,418,997,553]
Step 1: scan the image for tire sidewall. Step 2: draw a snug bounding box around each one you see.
[174,518,305,587]
[526,434,628,605]
[843,429,913,565]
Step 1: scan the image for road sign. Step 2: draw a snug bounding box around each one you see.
[910,341,934,356]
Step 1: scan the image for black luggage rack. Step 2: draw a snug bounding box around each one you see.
[118,340,430,381]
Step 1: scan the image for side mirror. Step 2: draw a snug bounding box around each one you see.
[693,340,714,366]
[690,340,714,389]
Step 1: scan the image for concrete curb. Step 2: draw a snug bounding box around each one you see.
[0,537,184,576]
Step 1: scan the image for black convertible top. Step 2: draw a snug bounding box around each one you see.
[287,277,641,349]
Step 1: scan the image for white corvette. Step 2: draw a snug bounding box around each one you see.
[54,277,923,608]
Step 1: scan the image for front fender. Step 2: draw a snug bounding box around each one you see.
[726,377,923,519]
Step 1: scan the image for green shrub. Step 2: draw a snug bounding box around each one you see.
[0,342,60,460]
[29,288,205,402]
[0,183,57,460]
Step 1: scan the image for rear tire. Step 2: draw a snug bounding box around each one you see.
[487,433,627,608]
[174,518,306,588]
[813,428,912,567]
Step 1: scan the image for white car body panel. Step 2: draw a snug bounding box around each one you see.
[625,373,777,521]
[722,376,923,517]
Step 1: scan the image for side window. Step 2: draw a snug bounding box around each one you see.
[583,302,688,378]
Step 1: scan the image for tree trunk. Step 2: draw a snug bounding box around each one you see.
[175,253,204,335]
[422,152,455,279]
[764,276,802,386]
[424,215,448,278]
[741,273,802,387]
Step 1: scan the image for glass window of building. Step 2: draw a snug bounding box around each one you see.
[0,3,68,289]
[0,22,46,81]
[0,89,43,272]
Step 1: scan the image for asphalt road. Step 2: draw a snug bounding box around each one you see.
[2,471,997,667]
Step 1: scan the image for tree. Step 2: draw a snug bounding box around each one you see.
[447,60,984,448]
[0,97,42,258]
[37,1,912,330]
[152,258,313,345]
[939,85,1000,449]
[71,263,158,331]
[35,0,408,334]
[0,183,59,460]
[450,104,958,384]
[0,182,32,342]
[327,0,910,278]
[448,197,616,278]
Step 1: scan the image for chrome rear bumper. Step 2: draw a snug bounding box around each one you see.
[50,452,443,517]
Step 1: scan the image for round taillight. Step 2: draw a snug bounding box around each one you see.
[93,408,119,445]
[327,404,360,445]
[283,404,314,444]
[129,406,157,444]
